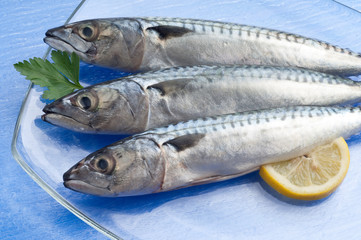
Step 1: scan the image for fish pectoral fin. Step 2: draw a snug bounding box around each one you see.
[146,25,193,40]
[164,133,205,152]
[189,167,260,186]
[147,78,193,96]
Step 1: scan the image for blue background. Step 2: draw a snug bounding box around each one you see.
[2,1,361,240]
[0,1,106,239]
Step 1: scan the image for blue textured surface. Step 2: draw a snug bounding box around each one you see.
[0,1,106,239]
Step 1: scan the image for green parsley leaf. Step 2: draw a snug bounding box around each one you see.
[14,50,83,100]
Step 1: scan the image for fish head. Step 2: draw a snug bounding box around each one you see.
[42,83,147,134]
[63,137,165,197]
[44,18,145,71]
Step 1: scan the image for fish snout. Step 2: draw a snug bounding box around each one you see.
[63,160,85,182]
[42,100,67,118]
[62,158,116,196]
[44,25,93,54]
[42,101,59,114]
[41,99,97,133]
[44,26,71,42]
[42,102,60,123]
[45,24,73,37]
[63,168,73,182]
[45,28,60,38]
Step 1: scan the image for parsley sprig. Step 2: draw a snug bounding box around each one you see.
[14,50,83,100]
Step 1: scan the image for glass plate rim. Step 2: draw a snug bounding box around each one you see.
[10,0,122,239]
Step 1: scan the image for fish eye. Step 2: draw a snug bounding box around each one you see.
[79,96,91,110]
[82,26,93,38]
[92,155,115,174]
[76,91,99,111]
[78,22,99,41]
[97,158,108,170]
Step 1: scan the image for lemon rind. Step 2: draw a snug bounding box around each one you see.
[260,137,350,201]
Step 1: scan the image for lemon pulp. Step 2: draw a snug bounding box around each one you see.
[259,137,350,200]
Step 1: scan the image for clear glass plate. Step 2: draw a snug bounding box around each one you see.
[12,0,361,239]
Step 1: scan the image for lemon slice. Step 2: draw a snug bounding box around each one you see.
[259,137,350,200]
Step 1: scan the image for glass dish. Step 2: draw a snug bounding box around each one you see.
[12,0,361,239]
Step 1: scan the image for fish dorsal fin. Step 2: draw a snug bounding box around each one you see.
[147,78,192,96]
[147,25,193,40]
[164,133,205,152]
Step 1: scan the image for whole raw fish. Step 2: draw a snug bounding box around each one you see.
[44,17,361,75]
[63,106,361,197]
[42,65,361,134]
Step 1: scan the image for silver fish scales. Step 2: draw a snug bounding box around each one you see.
[63,106,361,197]
[42,65,361,134]
[45,17,361,75]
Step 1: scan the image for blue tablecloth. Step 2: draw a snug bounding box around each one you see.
[0,1,106,239]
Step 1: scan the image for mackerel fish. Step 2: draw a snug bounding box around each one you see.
[42,65,361,134]
[45,17,361,75]
[63,106,361,197]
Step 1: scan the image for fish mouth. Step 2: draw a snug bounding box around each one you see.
[44,27,96,57]
[42,105,95,133]
[41,113,94,133]
[63,180,114,196]
[44,35,78,53]
[63,166,114,196]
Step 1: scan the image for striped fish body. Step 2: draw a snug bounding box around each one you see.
[145,65,361,129]
[63,106,361,197]
[42,65,361,134]
[45,17,361,75]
